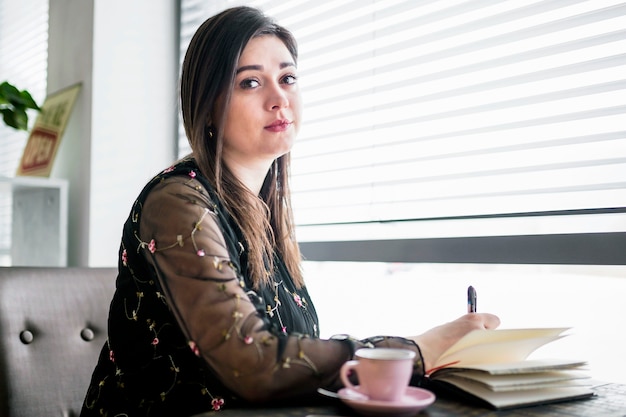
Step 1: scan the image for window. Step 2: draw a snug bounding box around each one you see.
[0,0,49,265]
[179,0,626,264]
[0,0,49,177]
[178,0,626,386]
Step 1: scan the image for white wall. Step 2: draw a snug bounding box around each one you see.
[47,0,178,266]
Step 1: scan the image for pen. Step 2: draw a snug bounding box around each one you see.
[467,285,477,313]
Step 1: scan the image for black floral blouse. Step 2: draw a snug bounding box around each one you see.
[80,158,424,417]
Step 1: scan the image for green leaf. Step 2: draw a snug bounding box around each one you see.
[0,81,41,130]
[3,107,28,130]
[19,89,41,111]
[0,83,15,106]
[1,108,21,130]
[0,81,20,97]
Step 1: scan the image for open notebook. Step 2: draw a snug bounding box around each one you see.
[421,328,593,409]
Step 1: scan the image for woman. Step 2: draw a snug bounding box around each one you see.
[80,6,499,416]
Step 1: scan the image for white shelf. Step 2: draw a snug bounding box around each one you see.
[0,176,68,266]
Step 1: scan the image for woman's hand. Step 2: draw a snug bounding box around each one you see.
[408,313,500,373]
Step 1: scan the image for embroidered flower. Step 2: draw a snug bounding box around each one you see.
[212,256,225,271]
[282,326,287,334]
[282,357,291,368]
[189,340,201,357]
[152,337,159,346]
[148,239,156,253]
[189,170,197,179]
[162,166,175,173]
[197,249,206,257]
[121,249,128,266]
[211,397,225,411]
[109,349,115,363]
[244,336,254,345]
[293,294,303,307]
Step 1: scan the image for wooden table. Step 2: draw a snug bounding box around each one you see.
[192,382,626,416]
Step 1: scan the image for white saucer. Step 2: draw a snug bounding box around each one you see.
[337,386,436,417]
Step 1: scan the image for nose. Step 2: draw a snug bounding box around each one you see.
[267,83,289,111]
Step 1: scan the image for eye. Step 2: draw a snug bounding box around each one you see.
[282,74,298,85]
[239,78,260,89]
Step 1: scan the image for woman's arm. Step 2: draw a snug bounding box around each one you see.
[138,176,499,400]
[139,177,351,401]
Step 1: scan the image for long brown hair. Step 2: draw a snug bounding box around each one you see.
[180,6,303,288]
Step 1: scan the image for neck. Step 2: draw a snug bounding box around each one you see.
[225,159,271,195]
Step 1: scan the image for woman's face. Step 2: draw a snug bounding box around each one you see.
[220,35,302,173]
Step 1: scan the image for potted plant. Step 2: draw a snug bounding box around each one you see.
[0,81,41,130]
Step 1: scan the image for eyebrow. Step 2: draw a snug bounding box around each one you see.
[235,62,296,74]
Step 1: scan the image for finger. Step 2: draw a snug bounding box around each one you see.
[481,313,501,329]
[460,312,500,329]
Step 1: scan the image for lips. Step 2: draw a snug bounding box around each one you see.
[265,120,292,132]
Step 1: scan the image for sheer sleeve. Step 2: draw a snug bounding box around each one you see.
[138,175,354,402]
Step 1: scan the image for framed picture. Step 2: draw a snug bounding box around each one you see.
[16,83,81,177]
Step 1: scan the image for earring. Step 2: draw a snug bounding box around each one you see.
[207,125,215,139]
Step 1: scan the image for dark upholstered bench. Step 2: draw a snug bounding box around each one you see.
[0,267,115,417]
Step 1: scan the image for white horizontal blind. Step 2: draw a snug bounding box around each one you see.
[0,0,48,265]
[0,0,49,177]
[177,0,216,157]
[180,0,626,241]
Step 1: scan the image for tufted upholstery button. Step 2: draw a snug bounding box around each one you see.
[80,327,95,342]
[19,330,34,344]
[0,267,116,416]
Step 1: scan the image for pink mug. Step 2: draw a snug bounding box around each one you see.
[340,348,416,402]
